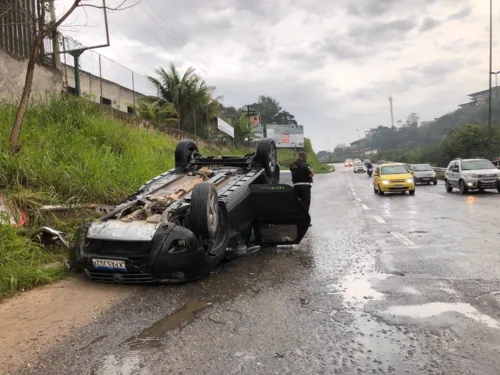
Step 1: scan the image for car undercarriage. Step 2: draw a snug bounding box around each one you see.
[69,138,311,284]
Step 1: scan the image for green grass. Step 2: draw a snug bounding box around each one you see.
[0,224,69,298]
[276,138,331,173]
[0,96,327,298]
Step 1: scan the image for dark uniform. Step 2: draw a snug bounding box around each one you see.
[290,158,313,213]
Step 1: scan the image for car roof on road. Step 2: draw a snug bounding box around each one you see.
[379,162,406,167]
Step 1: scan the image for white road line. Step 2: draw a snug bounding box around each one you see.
[356,197,361,202]
[428,193,445,197]
[391,232,418,249]
[372,215,386,224]
[361,204,369,210]
[352,192,357,196]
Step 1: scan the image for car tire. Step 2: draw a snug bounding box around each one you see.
[445,180,453,193]
[497,186,500,193]
[175,139,199,169]
[378,184,384,196]
[190,182,221,239]
[373,186,377,194]
[255,139,278,179]
[459,180,468,195]
[433,180,437,185]
[409,190,415,195]
[68,222,91,273]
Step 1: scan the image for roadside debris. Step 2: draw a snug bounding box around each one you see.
[24,227,69,249]
[40,204,114,214]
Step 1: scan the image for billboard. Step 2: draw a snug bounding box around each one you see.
[266,124,304,149]
[217,118,234,138]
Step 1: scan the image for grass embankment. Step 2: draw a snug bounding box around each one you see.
[0,97,326,298]
[276,138,331,173]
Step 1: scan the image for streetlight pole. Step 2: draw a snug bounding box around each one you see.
[491,70,500,105]
[488,0,493,157]
[356,129,360,159]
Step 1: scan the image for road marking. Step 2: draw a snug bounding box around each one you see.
[352,192,357,196]
[361,204,369,210]
[372,215,386,224]
[428,193,445,197]
[391,232,418,249]
[356,198,361,202]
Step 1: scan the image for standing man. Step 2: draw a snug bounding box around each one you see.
[290,151,314,214]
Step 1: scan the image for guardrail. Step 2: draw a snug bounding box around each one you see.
[433,167,447,173]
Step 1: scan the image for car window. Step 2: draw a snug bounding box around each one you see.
[375,167,379,175]
[412,164,433,171]
[461,160,496,170]
[448,162,456,171]
[381,165,409,175]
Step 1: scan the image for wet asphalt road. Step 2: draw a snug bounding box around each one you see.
[16,164,500,375]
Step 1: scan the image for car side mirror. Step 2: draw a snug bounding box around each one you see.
[410,171,414,174]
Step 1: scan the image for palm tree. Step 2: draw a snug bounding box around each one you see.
[135,97,177,126]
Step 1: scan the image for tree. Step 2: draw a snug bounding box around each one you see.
[226,112,258,146]
[135,97,177,126]
[147,63,222,136]
[247,95,282,124]
[272,110,298,125]
[7,0,137,153]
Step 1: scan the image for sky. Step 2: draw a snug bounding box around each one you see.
[57,0,500,152]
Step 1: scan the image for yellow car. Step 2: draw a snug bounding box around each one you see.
[373,163,415,195]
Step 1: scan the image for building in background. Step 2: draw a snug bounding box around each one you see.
[459,87,500,108]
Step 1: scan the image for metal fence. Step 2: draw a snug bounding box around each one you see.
[0,0,58,67]
[57,34,157,113]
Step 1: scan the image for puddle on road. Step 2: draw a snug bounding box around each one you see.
[333,273,388,308]
[384,302,500,329]
[126,301,211,349]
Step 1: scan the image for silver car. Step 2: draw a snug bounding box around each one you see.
[444,158,500,195]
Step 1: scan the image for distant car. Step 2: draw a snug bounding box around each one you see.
[410,164,437,185]
[444,157,500,195]
[373,163,415,195]
[345,159,353,167]
[354,161,365,173]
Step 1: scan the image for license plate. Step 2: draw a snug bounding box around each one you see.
[481,179,495,183]
[92,258,126,271]
[394,184,403,187]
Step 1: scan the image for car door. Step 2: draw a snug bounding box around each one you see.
[447,161,459,187]
[373,167,380,188]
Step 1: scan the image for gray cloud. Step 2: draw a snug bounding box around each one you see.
[448,7,473,20]
[346,0,399,17]
[420,17,441,31]
[348,19,417,45]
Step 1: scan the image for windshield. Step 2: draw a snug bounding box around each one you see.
[412,164,433,171]
[461,160,496,170]
[381,165,409,175]
[355,162,363,166]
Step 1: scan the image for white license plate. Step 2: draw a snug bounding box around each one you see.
[394,184,403,187]
[92,258,126,271]
[422,178,429,180]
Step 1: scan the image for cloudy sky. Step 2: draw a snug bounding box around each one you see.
[58,0,500,151]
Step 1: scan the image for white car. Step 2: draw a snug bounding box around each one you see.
[354,162,365,173]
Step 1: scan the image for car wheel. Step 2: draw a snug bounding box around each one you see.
[373,186,377,194]
[459,180,468,195]
[433,180,437,185]
[175,139,199,169]
[497,186,500,193]
[445,180,453,193]
[190,183,221,239]
[378,184,384,196]
[68,222,91,273]
[255,139,277,179]
[409,190,415,195]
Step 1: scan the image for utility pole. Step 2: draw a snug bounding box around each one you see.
[49,0,61,70]
[328,138,331,162]
[389,95,394,128]
[488,0,493,157]
[356,129,361,159]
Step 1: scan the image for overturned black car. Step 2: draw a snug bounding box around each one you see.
[69,138,311,283]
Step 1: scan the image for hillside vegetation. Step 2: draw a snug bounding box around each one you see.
[0,96,326,297]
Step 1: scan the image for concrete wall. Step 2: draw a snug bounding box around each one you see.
[62,64,144,113]
[0,50,144,114]
[0,49,63,101]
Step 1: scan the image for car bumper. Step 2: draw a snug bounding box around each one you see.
[414,176,437,183]
[71,224,213,284]
[463,178,500,190]
[379,182,415,192]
